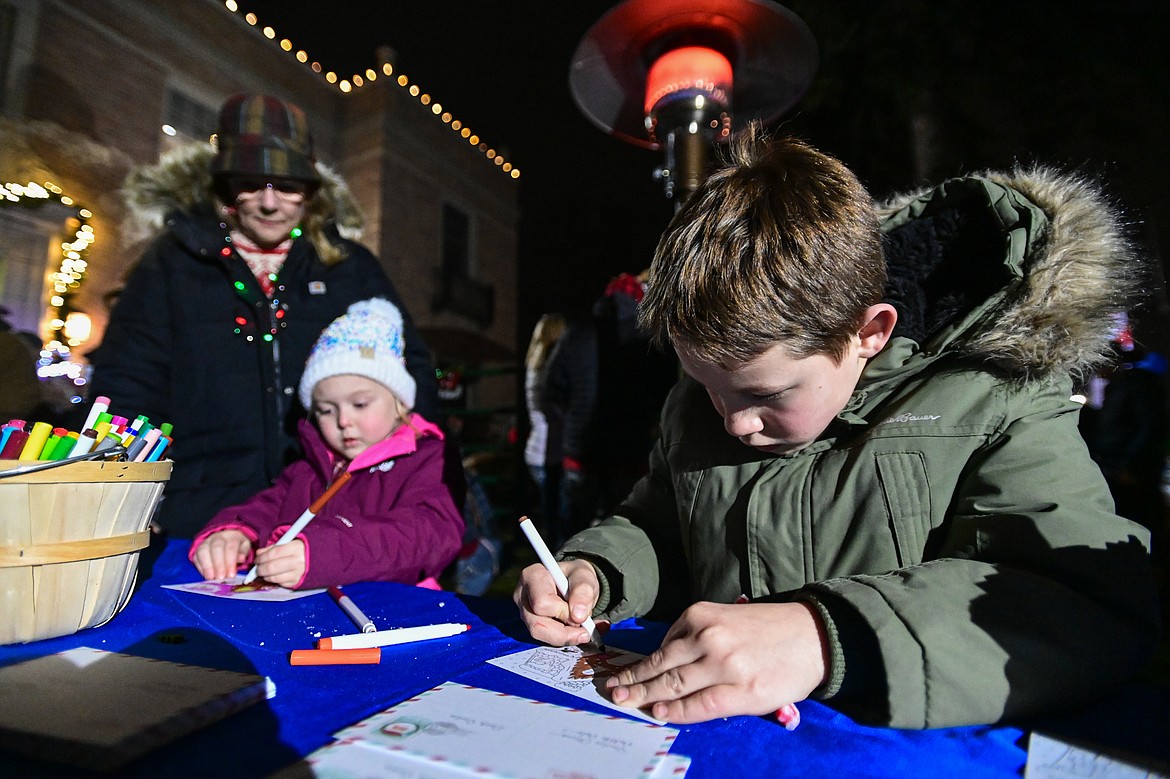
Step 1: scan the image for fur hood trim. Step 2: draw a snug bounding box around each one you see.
[877,167,1146,382]
[120,141,364,249]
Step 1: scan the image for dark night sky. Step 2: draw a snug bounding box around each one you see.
[238,1,1170,350]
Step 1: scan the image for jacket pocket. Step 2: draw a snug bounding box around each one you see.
[874,451,930,566]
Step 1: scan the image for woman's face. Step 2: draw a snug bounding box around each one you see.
[225,178,309,249]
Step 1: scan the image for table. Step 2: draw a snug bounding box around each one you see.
[2,537,1167,778]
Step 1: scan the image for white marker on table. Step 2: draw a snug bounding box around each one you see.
[317,623,470,650]
[518,516,605,648]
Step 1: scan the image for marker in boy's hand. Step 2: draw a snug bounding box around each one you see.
[519,512,608,645]
[516,559,606,647]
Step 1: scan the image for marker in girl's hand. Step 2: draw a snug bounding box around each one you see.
[242,471,353,584]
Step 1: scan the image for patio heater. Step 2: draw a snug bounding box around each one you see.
[569,0,818,204]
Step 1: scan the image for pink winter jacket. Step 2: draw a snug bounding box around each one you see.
[190,415,464,589]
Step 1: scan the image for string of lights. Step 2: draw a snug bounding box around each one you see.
[0,180,93,390]
[4,2,521,401]
[223,1,520,180]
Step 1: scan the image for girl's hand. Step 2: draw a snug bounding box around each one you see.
[254,539,307,588]
[605,600,830,724]
[192,529,252,581]
[513,559,601,646]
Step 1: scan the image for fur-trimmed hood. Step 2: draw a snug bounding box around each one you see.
[876,167,1146,382]
[120,141,364,252]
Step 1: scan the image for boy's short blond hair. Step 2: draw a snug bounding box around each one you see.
[640,124,885,365]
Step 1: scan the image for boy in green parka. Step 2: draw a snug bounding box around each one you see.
[514,125,1160,729]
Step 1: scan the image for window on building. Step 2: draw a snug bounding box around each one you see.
[161,89,217,151]
[433,203,493,327]
[441,203,470,278]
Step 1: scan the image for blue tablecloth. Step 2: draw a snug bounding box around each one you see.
[1,537,1166,778]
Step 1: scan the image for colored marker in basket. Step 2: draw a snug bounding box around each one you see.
[19,422,52,460]
[81,396,110,433]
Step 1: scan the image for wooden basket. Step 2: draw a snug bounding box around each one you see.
[0,460,171,645]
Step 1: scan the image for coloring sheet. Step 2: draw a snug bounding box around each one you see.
[488,645,663,724]
[163,575,324,601]
[328,681,679,779]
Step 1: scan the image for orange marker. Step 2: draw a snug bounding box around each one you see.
[289,647,381,666]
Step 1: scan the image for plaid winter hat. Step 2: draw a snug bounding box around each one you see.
[299,298,416,410]
[210,94,320,185]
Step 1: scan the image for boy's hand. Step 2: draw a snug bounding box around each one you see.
[254,539,307,589]
[513,559,600,646]
[192,529,252,581]
[605,601,830,724]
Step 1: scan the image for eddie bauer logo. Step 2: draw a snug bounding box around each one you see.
[881,412,942,424]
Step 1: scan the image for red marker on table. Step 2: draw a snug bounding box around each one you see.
[328,586,375,633]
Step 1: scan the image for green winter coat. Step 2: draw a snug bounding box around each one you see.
[559,170,1161,729]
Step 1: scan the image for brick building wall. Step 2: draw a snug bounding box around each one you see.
[0,0,519,408]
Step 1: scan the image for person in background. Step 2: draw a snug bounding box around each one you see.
[0,308,42,424]
[542,273,678,538]
[1082,340,1170,618]
[190,298,463,589]
[524,312,568,547]
[453,450,503,596]
[88,93,445,538]
[515,126,1159,728]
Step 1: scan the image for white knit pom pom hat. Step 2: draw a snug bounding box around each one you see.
[298,298,416,410]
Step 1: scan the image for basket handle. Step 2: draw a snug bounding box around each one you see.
[0,531,150,566]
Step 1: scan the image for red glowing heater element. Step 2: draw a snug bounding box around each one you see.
[643,46,733,117]
[569,0,817,202]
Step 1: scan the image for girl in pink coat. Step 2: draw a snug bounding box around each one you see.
[190,298,464,589]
